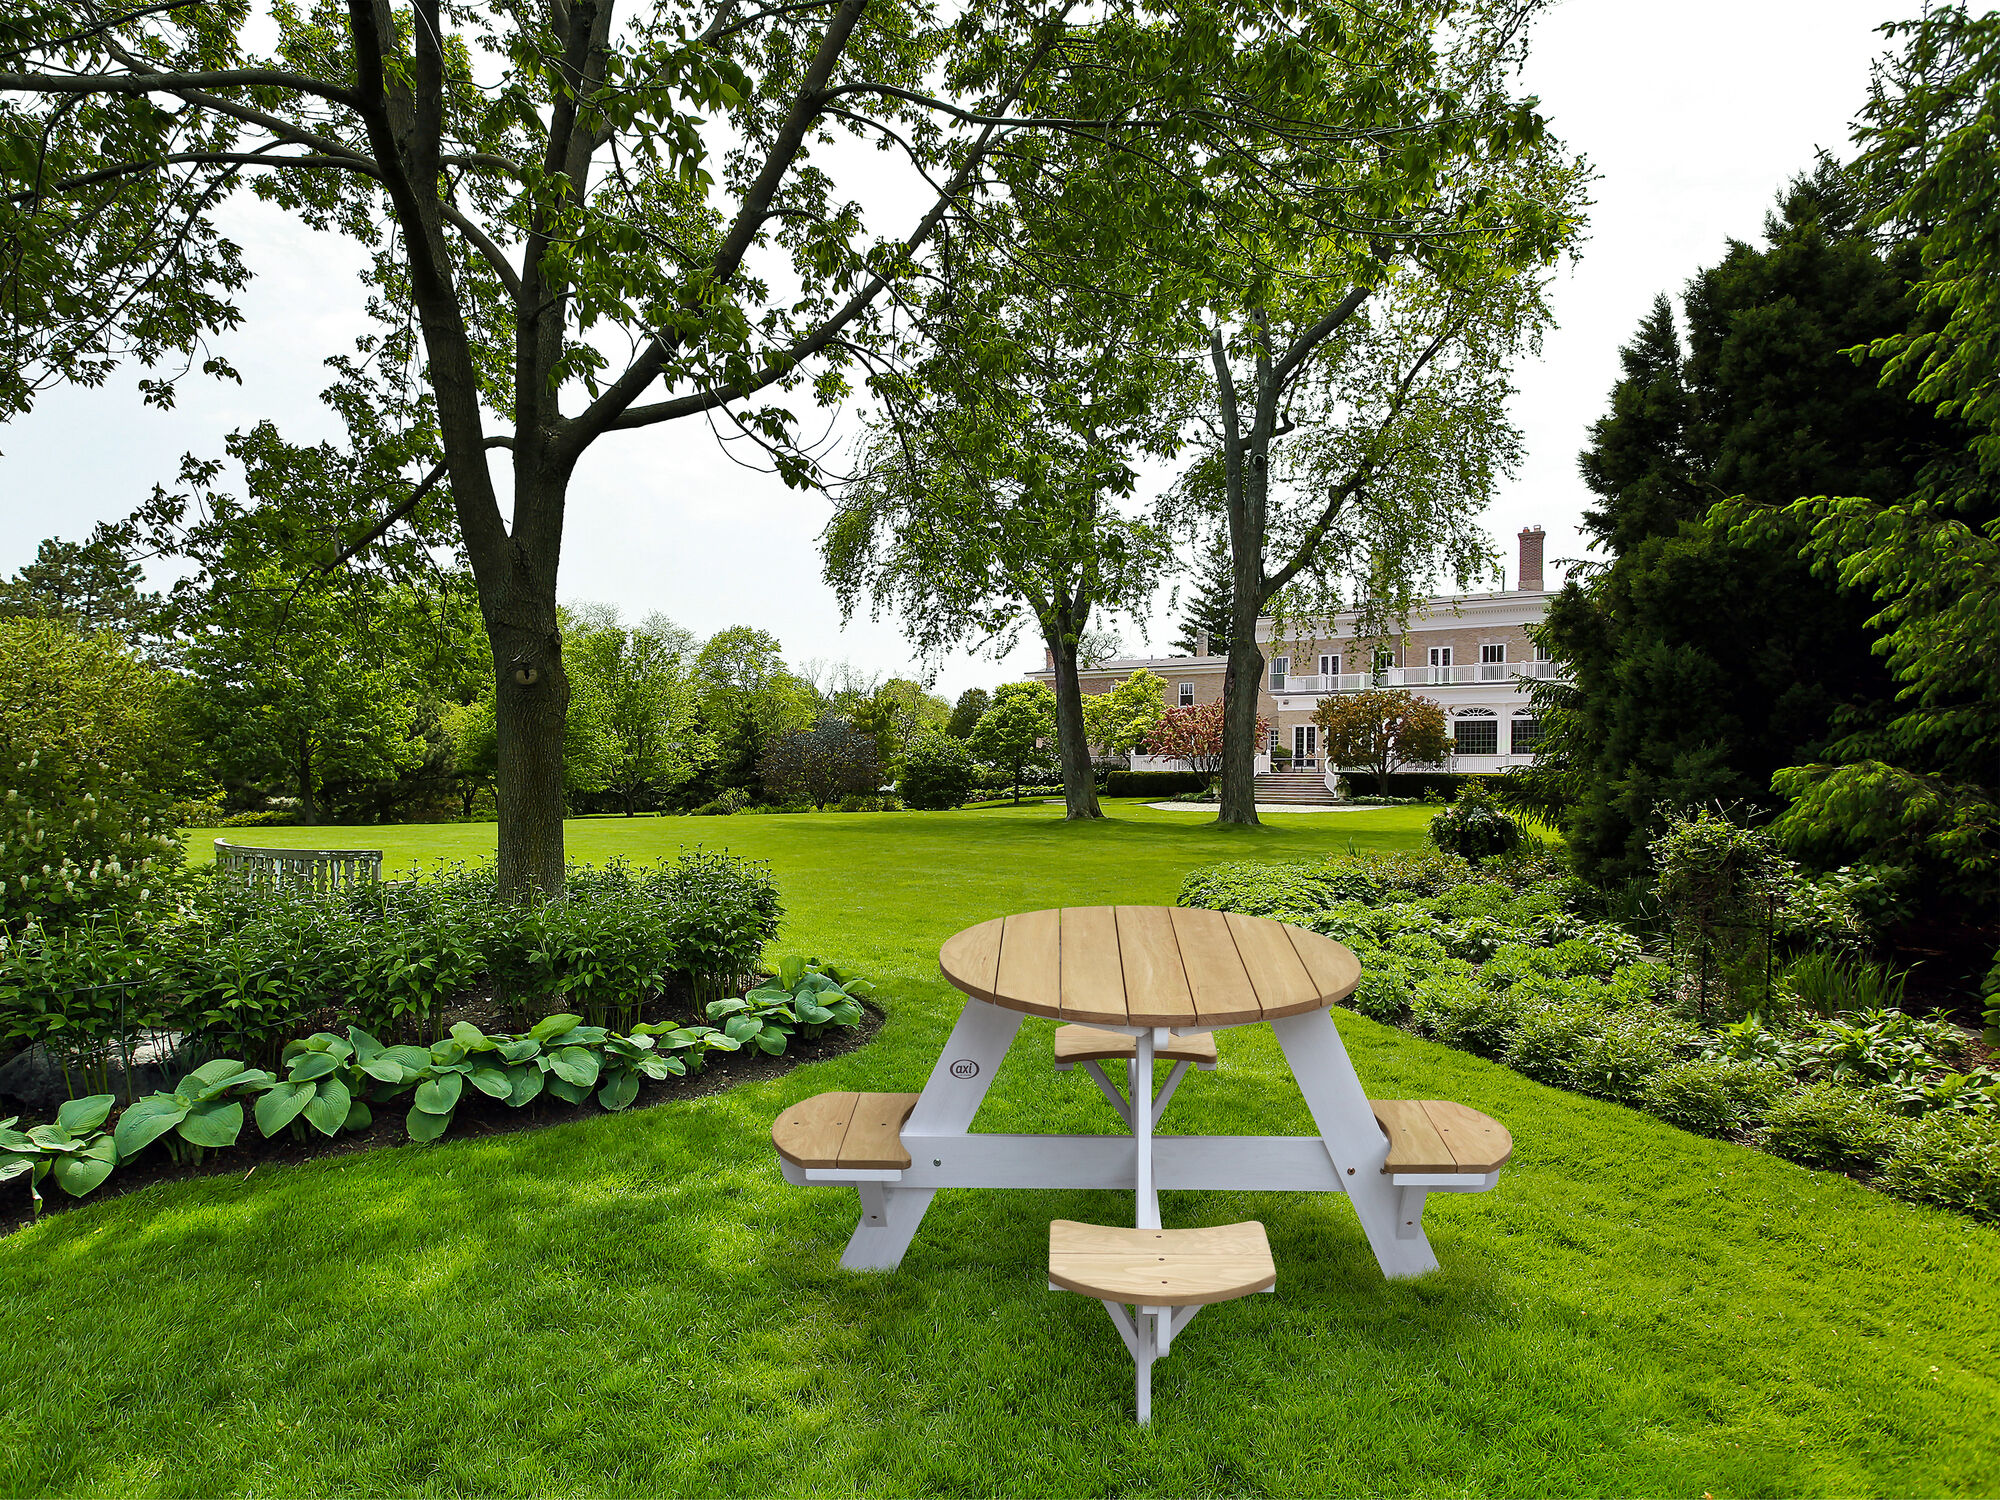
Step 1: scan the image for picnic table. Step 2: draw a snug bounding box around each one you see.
[771,904,1512,1420]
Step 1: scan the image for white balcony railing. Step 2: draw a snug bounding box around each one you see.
[1269,672,1371,694]
[1269,660,1562,694]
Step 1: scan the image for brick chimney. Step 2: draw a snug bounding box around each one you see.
[1517,526,1545,592]
[1045,646,1056,670]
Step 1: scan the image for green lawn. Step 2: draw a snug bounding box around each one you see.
[5,801,1995,1496]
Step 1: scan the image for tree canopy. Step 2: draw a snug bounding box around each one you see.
[1,0,1324,895]
[1518,169,1945,882]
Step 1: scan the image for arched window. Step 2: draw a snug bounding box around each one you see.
[1452,707,1497,756]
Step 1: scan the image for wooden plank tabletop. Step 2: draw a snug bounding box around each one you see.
[939,905,1359,1027]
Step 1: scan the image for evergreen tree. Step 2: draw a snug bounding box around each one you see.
[1173,535,1235,657]
[945,688,990,740]
[0,531,158,637]
[1520,168,1958,883]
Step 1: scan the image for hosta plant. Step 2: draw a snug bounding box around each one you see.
[711,957,873,1055]
[112,1059,273,1166]
[255,1032,374,1140]
[0,1095,120,1211]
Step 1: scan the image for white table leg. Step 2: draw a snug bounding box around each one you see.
[1270,1008,1440,1278]
[1133,1027,1158,1229]
[840,996,1024,1271]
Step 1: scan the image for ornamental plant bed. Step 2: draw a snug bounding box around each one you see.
[0,996,881,1237]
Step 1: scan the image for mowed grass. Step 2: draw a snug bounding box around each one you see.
[0,801,1991,1497]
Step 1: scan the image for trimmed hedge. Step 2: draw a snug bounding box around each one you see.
[1338,771,1471,799]
[1103,770,1209,798]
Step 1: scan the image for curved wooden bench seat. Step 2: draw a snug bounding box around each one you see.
[1049,1219,1275,1306]
[1053,1024,1217,1069]
[1370,1100,1511,1175]
[773,1091,919,1170]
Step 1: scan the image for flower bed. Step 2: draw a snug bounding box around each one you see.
[0,852,885,1219]
[2,956,873,1218]
[1179,850,2000,1221]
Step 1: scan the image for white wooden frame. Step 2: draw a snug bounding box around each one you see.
[785,995,1499,1277]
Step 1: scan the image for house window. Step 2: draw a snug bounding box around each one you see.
[1268,727,1281,756]
[1533,641,1552,663]
[1318,653,1339,677]
[1177,681,1194,707]
[1268,655,1289,690]
[1511,717,1543,754]
[1428,646,1453,667]
[1453,715,1498,755]
[1481,643,1505,663]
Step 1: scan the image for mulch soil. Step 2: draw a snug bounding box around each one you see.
[1,991,882,1238]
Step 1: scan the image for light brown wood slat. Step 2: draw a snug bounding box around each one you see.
[1419,1100,1514,1173]
[771,1091,860,1168]
[1048,1220,1276,1306]
[1169,907,1264,1026]
[1114,906,1196,1027]
[1371,1099,1458,1173]
[836,1092,921,1170]
[992,908,1064,1018]
[1053,1024,1216,1067]
[1223,912,1322,1019]
[1285,925,1363,1007]
[938,916,1005,1001]
[1058,906,1128,1024]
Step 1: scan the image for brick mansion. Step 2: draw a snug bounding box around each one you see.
[1029,527,1561,791]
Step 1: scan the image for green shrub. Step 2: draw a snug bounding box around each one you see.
[1567,1009,1693,1103]
[1761,1083,1900,1173]
[1410,972,1522,1055]
[1177,862,1341,922]
[1346,958,1418,1023]
[1502,999,1611,1087]
[898,732,975,811]
[644,849,783,1006]
[1428,783,1526,864]
[1879,1113,2000,1221]
[1800,1006,1970,1087]
[217,809,297,828]
[1103,770,1209,798]
[1783,954,1912,1018]
[0,619,191,930]
[1321,847,1475,898]
[1640,1056,1788,1136]
[1433,916,1516,963]
[836,793,903,812]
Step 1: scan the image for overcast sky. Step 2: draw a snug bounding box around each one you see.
[0,0,1910,700]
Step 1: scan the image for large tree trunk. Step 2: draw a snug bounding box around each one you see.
[482,569,571,902]
[1046,624,1105,821]
[1217,624,1266,825]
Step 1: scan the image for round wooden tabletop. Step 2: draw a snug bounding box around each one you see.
[938,905,1361,1029]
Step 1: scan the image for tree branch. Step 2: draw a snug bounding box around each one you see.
[0,67,361,109]
[1271,282,1373,388]
[322,436,514,571]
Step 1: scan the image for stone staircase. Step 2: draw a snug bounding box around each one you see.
[1252,770,1341,806]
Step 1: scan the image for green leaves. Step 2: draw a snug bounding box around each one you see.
[254,1080,315,1138]
[547,1047,599,1089]
[414,1074,463,1115]
[114,1094,192,1157]
[529,1012,581,1043]
[177,1100,243,1150]
[11,961,862,1204]
[55,1095,115,1134]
